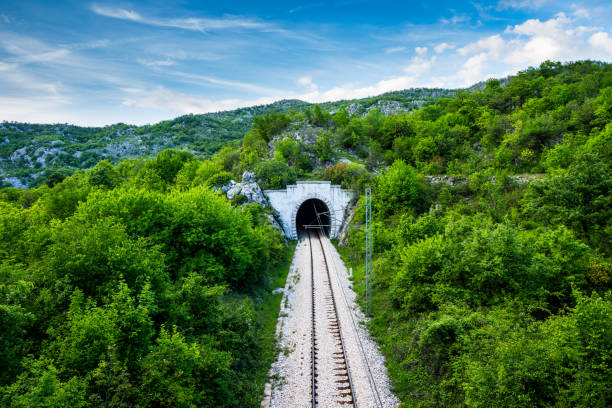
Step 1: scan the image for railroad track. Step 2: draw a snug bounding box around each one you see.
[308,229,356,407]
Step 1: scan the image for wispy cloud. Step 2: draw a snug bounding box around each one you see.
[91,4,271,32]
[571,5,590,19]
[163,70,283,95]
[297,75,318,90]
[385,46,406,54]
[67,39,111,50]
[0,34,71,64]
[415,46,428,55]
[0,62,18,71]
[120,86,275,114]
[496,0,551,11]
[440,13,471,25]
[90,4,324,44]
[434,42,454,53]
[138,59,176,68]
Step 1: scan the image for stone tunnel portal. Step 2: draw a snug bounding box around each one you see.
[296,198,331,237]
[264,181,354,240]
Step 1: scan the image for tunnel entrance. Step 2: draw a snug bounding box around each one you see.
[296,198,331,237]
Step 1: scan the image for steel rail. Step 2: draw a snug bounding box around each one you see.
[320,234,384,408]
[309,232,317,408]
[313,229,356,407]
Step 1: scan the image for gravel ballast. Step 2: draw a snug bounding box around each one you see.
[263,235,399,408]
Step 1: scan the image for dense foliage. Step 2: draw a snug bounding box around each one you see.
[336,61,612,407]
[1,59,611,407]
[1,89,451,189]
[0,149,291,407]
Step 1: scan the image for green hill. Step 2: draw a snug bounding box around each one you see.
[0,60,610,407]
[0,89,453,188]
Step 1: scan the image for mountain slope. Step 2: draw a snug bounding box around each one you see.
[1,89,454,188]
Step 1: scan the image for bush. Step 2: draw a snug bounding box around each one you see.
[206,171,233,188]
[324,162,371,191]
[377,160,424,216]
[254,159,297,190]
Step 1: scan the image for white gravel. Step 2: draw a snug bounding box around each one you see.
[263,236,399,408]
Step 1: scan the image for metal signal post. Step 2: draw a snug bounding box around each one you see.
[365,188,372,316]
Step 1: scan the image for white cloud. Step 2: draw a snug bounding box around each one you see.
[18,49,70,63]
[447,12,612,87]
[296,75,420,103]
[91,4,323,44]
[589,32,612,53]
[121,86,274,114]
[0,62,17,71]
[297,76,313,86]
[138,59,176,68]
[0,96,71,123]
[434,43,454,53]
[1,68,61,94]
[91,4,271,32]
[297,75,318,90]
[4,6,612,126]
[166,70,283,95]
[506,12,571,36]
[68,39,111,50]
[404,56,437,75]
[496,0,550,10]
[385,46,406,54]
[0,34,71,64]
[571,5,590,19]
[456,52,491,85]
[440,14,471,25]
[415,46,428,55]
[458,34,505,57]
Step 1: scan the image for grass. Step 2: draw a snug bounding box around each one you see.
[251,241,297,404]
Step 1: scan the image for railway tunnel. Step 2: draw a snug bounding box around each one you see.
[295,198,331,237]
[264,181,354,239]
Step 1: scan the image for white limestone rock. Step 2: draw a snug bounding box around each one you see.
[266,213,283,233]
[242,171,256,183]
[226,178,267,207]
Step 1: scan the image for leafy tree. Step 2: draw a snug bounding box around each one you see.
[523,153,612,254]
[88,160,119,189]
[138,327,232,408]
[377,160,424,215]
[254,159,297,190]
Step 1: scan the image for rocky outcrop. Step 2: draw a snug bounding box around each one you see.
[425,174,542,186]
[222,171,287,235]
[225,171,268,207]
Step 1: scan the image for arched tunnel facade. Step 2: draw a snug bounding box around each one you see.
[296,198,331,236]
[264,181,355,239]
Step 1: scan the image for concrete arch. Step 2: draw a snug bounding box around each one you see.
[264,181,354,240]
[290,194,336,238]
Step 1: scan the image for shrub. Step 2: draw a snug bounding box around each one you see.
[254,159,297,190]
[377,160,424,216]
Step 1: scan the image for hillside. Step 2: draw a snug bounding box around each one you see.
[0,60,610,407]
[0,88,453,188]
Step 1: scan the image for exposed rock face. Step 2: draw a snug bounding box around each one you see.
[364,100,406,116]
[221,172,288,234]
[425,174,542,186]
[225,171,268,207]
[242,171,256,183]
[3,177,27,188]
[266,213,284,233]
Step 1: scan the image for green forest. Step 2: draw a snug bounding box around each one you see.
[0,89,449,188]
[0,150,292,407]
[1,60,611,407]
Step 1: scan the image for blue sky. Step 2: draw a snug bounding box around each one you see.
[1,0,612,125]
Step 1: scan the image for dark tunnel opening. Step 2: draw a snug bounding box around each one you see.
[296,199,331,237]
